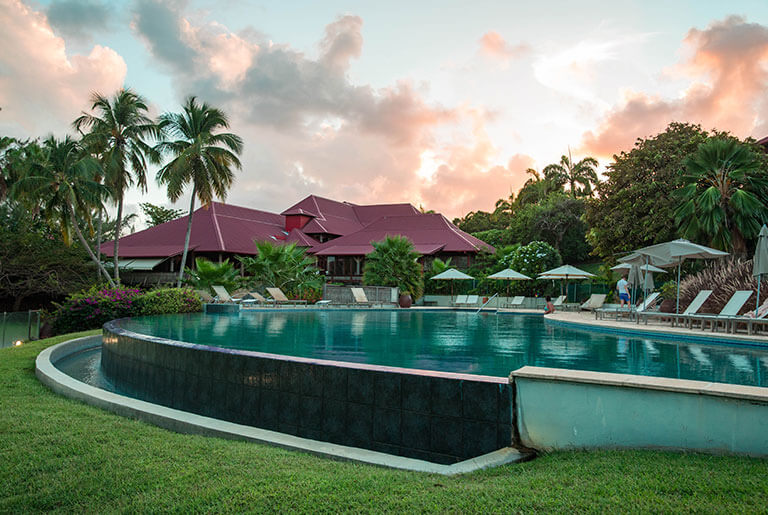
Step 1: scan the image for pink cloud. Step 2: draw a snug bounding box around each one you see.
[581,16,768,157]
[478,31,530,59]
[0,0,126,137]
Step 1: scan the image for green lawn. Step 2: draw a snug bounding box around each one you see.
[2,333,768,512]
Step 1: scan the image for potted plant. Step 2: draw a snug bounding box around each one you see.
[362,235,424,308]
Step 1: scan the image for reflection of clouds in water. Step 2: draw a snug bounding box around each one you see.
[688,347,712,368]
[728,354,753,373]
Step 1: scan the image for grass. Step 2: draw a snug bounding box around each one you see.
[2,333,768,512]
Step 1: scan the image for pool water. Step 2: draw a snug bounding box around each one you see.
[111,311,768,387]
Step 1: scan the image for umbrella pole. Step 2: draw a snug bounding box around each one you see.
[676,260,682,315]
[757,274,762,317]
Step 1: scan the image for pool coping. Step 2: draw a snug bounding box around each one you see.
[36,336,532,475]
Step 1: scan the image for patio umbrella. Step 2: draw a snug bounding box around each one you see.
[612,263,666,299]
[620,239,728,314]
[487,268,531,300]
[538,265,595,302]
[430,268,474,300]
[754,225,768,316]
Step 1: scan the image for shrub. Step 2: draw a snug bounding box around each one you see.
[504,241,562,297]
[52,286,143,334]
[134,288,202,316]
[678,257,760,314]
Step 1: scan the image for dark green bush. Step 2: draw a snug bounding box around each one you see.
[134,288,202,315]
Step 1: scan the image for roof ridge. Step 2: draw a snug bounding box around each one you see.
[208,202,226,251]
[440,214,480,250]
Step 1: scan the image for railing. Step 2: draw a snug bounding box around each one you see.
[476,293,499,313]
[1,310,41,348]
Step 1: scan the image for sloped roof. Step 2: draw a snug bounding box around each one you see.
[281,194,421,237]
[284,228,319,248]
[311,214,495,256]
[101,202,286,258]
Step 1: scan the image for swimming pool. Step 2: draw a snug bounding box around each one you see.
[112,310,768,386]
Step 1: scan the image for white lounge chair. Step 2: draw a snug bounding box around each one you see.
[552,295,566,307]
[723,297,768,334]
[639,290,712,326]
[685,290,753,332]
[350,287,374,307]
[465,295,479,306]
[580,294,606,311]
[453,295,468,306]
[212,285,236,303]
[508,296,525,308]
[266,287,308,306]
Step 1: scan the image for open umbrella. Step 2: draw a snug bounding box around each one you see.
[487,268,531,302]
[430,268,474,301]
[754,225,768,316]
[538,265,595,302]
[620,239,728,314]
[611,263,666,299]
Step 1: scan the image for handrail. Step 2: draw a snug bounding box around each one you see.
[476,293,499,313]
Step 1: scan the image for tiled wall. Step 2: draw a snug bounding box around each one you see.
[102,323,513,464]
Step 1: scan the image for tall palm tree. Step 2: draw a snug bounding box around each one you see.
[675,137,768,254]
[155,96,243,287]
[73,88,159,284]
[11,136,116,287]
[542,148,599,198]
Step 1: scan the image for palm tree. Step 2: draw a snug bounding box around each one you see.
[542,149,599,198]
[183,258,241,294]
[675,137,768,254]
[238,241,322,294]
[11,136,116,287]
[155,96,243,287]
[73,88,160,284]
[362,235,424,299]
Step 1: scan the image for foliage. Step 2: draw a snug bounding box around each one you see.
[659,280,678,301]
[423,257,453,294]
[155,96,244,287]
[542,149,599,198]
[471,229,514,249]
[506,241,562,297]
[133,288,202,316]
[678,257,760,315]
[362,235,424,298]
[585,122,710,259]
[183,258,241,294]
[674,137,768,254]
[140,203,184,227]
[452,209,496,233]
[51,286,143,334]
[238,241,323,296]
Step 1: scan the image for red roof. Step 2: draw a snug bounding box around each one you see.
[284,228,319,247]
[311,214,495,256]
[101,202,286,258]
[281,195,420,236]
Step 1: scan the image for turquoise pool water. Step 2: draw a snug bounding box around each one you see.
[112,311,768,386]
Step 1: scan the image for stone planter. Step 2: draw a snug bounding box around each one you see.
[398,294,412,308]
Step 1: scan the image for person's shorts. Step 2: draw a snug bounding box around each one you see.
[619,293,630,302]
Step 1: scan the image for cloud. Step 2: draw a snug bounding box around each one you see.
[581,16,768,157]
[46,0,113,42]
[131,1,521,217]
[478,31,530,60]
[0,0,126,137]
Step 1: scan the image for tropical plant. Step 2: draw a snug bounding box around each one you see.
[183,258,241,294]
[140,202,184,227]
[542,148,599,199]
[362,235,424,298]
[51,285,143,334]
[74,88,160,284]
[585,122,710,259]
[10,136,115,287]
[505,241,561,297]
[423,257,452,293]
[155,96,243,287]
[677,257,759,315]
[674,137,768,254]
[133,287,202,316]
[238,241,323,295]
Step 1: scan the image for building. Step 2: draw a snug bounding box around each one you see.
[101,194,494,284]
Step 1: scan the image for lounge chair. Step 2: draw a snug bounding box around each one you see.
[685,290,753,332]
[552,296,566,307]
[239,291,272,306]
[597,292,660,321]
[266,287,308,306]
[508,296,525,308]
[453,295,468,306]
[638,290,712,326]
[580,294,606,311]
[723,297,768,334]
[212,285,236,303]
[465,295,479,306]
[350,287,374,307]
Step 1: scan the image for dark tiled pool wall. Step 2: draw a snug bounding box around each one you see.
[102,326,512,464]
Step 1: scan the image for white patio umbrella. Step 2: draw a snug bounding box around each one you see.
[430,268,474,300]
[753,225,768,316]
[538,265,595,302]
[610,263,666,298]
[620,239,728,314]
[487,268,531,300]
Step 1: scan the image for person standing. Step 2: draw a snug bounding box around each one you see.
[616,274,630,308]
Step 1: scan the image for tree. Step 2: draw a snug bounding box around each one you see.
[238,241,322,295]
[362,235,424,298]
[584,122,710,259]
[183,258,240,294]
[74,88,160,284]
[155,96,243,287]
[140,202,184,227]
[11,136,116,287]
[675,137,768,254]
[542,148,599,199]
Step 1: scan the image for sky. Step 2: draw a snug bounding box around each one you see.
[3,0,768,228]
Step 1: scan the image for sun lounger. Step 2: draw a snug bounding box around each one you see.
[350,287,374,306]
[238,291,273,306]
[453,295,468,306]
[465,295,479,306]
[638,290,712,326]
[212,285,236,303]
[580,294,606,311]
[266,287,308,306]
[508,296,525,308]
[552,296,566,307]
[685,290,753,332]
[597,292,660,321]
[722,297,768,334]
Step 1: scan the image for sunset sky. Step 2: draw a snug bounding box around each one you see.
[3,0,768,225]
